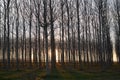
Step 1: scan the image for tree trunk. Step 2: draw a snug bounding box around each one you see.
[7,0,11,70]
[50,0,56,70]
[3,1,7,69]
[61,0,65,66]
[29,0,32,68]
[76,0,82,70]
[43,0,49,75]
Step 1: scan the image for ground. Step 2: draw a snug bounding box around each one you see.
[0,64,120,80]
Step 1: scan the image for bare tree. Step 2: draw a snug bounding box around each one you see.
[43,0,49,74]
[76,0,82,70]
[61,0,65,66]
[115,0,120,63]
[6,0,11,70]
[15,0,19,70]
[49,0,56,69]
[3,0,7,69]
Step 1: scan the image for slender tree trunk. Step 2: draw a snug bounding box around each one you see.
[43,0,49,74]
[0,6,1,67]
[7,0,11,70]
[15,0,19,70]
[36,2,42,69]
[11,23,15,65]
[43,32,45,67]
[22,17,25,67]
[65,0,70,63]
[98,0,103,69]
[61,0,65,66]
[76,0,82,70]
[116,0,120,63]
[3,1,7,69]
[50,0,56,69]
[44,27,49,73]
[29,0,32,68]
[38,21,41,68]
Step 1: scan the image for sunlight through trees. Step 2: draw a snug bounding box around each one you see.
[0,0,119,73]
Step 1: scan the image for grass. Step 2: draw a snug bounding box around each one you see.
[0,69,38,80]
[39,65,120,80]
[42,72,120,80]
[0,64,120,80]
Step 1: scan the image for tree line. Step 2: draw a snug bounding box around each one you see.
[0,0,119,73]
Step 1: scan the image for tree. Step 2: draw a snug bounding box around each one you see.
[115,0,120,63]
[0,2,1,50]
[76,0,82,70]
[29,0,32,68]
[65,0,71,63]
[3,0,7,69]
[6,0,11,70]
[15,0,19,70]
[61,0,65,66]
[43,0,49,74]
[49,0,56,69]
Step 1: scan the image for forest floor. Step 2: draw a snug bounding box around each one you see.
[0,63,120,80]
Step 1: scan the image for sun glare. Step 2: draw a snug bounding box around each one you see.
[56,49,59,62]
[32,52,34,62]
[113,50,117,62]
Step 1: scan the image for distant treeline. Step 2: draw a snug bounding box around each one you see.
[0,0,120,73]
